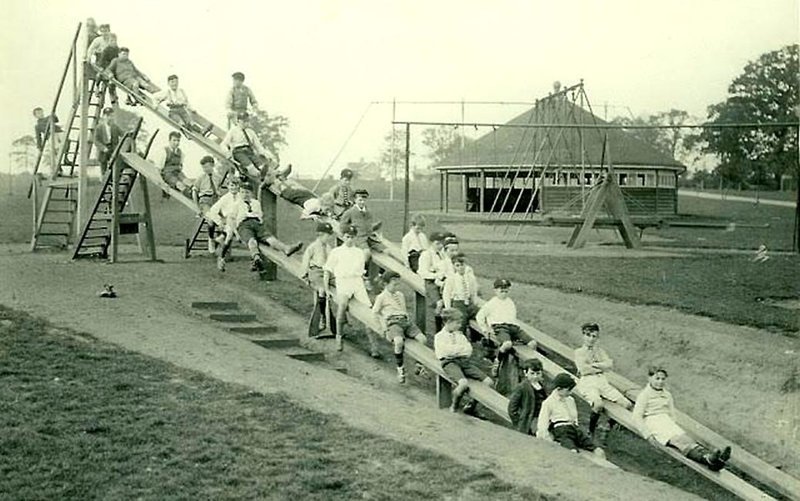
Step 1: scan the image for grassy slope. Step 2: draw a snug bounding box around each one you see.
[0,305,544,501]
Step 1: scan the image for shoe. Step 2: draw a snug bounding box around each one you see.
[719,446,731,463]
[98,284,116,298]
[462,398,478,415]
[335,334,343,352]
[202,123,214,136]
[207,240,217,254]
[217,257,226,272]
[285,241,303,257]
[278,163,292,178]
[413,363,429,378]
[489,359,500,378]
[449,392,463,413]
[250,256,263,272]
[396,366,406,384]
[372,221,383,232]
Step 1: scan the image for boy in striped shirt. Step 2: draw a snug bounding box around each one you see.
[633,367,731,471]
[476,278,538,379]
[372,271,427,383]
[441,253,483,337]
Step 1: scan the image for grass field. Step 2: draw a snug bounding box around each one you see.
[0,305,548,501]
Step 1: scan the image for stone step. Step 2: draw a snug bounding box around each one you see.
[280,348,326,363]
[192,301,239,311]
[248,335,300,349]
[209,312,257,323]
[228,325,279,335]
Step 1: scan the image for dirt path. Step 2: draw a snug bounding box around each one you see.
[0,245,695,501]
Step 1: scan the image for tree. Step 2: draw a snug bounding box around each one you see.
[248,109,290,163]
[610,109,700,165]
[378,127,413,182]
[10,134,38,174]
[690,44,799,189]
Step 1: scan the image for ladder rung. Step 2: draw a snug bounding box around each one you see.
[38,232,70,237]
[47,209,75,214]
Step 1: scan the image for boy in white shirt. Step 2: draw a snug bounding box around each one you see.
[226,187,303,272]
[537,373,604,458]
[573,323,632,440]
[417,232,447,334]
[152,75,212,137]
[324,224,378,355]
[401,214,429,272]
[476,278,538,379]
[633,367,731,471]
[372,271,427,383]
[207,176,241,270]
[434,308,494,413]
[441,253,483,337]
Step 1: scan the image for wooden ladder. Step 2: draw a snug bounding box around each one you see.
[31,75,107,251]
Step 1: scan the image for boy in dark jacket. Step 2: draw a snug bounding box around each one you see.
[508,358,548,435]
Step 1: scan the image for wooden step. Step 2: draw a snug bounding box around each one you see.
[228,325,278,335]
[191,301,238,311]
[208,313,257,323]
[280,347,326,363]
[248,335,300,349]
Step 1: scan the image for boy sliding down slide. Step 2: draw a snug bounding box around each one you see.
[225,186,303,273]
[259,165,335,220]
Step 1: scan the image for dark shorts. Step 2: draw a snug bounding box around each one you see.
[354,234,385,252]
[385,315,423,341]
[232,146,262,169]
[441,357,488,382]
[550,424,595,451]
[452,300,480,337]
[238,218,271,243]
[492,323,525,345]
[168,106,192,126]
[407,250,421,272]
[162,167,187,188]
[282,187,316,207]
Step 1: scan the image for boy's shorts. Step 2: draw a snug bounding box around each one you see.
[168,105,192,126]
[575,374,626,407]
[550,423,595,451]
[238,218,270,243]
[198,194,215,212]
[452,300,480,337]
[162,168,187,189]
[385,315,424,342]
[335,276,370,305]
[645,414,692,451]
[232,146,262,169]
[441,357,488,382]
[492,323,525,345]
[354,234,386,253]
[307,267,326,291]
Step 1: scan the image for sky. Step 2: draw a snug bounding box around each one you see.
[1,0,798,178]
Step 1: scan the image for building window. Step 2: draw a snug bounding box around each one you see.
[569,173,580,186]
[618,173,628,186]
[636,173,646,187]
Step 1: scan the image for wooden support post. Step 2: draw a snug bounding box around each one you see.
[444,174,450,213]
[49,117,57,179]
[76,61,90,242]
[414,292,426,335]
[479,169,485,213]
[109,140,121,263]
[436,375,453,409]
[139,174,157,261]
[31,178,39,235]
[439,172,444,212]
[261,187,277,281]
[402,122,411,234]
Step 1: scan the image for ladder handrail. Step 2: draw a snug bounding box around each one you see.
[28,22,83,198]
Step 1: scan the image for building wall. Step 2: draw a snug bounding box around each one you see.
[541,186,677,215]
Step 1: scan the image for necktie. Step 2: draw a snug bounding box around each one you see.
[245,200,252,214]
[208,174,217,197]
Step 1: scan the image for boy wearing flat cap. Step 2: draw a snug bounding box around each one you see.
[477,278,538,382]
[339,188,385,253]
[574,322,632,442]
[226,72,259,127]
[327,168,354,218]
[372,270,428,383]
[302,222,337,335]
[537,373,605,458]
[508,358,548,435]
